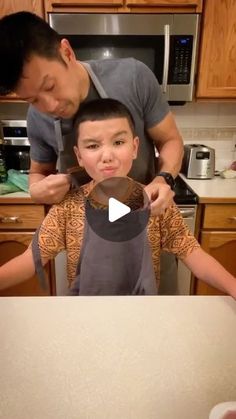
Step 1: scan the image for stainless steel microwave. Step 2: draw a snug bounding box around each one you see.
[49,13,200,103]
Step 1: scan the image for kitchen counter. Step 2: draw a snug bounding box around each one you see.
[0,176,235,205]
[0,296,236,419]
[180,174,236,203]
[0,191,32,204]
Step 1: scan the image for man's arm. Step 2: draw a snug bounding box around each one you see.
[183,247,236,298]
[29,160,71,204]
[147,111,184,177]
[0,247,48,291]
[144,111,184,215]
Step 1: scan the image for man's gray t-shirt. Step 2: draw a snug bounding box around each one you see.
[27,57,170,184]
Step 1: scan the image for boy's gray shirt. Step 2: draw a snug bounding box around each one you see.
[27,57,170,184]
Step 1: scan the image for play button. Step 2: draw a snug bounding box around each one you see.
[108,197,131,222]
[85,177,150,242]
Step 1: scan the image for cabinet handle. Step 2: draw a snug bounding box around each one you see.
[228,216,236,222]
[0,216,22,224]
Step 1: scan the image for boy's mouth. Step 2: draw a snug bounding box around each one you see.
[100,167,117,176]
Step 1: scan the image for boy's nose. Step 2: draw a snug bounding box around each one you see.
[101,147,114,163]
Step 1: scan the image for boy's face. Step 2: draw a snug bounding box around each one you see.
[74,117,139,183]
[14,40,87,119]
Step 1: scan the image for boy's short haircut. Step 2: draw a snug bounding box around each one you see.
[0,11,62,95]
[76,98,136,137]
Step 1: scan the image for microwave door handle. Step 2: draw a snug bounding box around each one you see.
[162,24,170,94]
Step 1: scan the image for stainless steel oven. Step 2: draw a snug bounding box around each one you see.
[49,13,200,102]
[1,120,30,174]
[176,205,197,295]
[158,176,198,295]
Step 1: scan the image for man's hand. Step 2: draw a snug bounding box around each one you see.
[144,176,175,216]
[29,174,71,204]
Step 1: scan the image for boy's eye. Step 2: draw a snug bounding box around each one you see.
[114,139,125,146]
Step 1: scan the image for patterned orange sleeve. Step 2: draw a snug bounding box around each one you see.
[37,201,67,260]
[159,203,200,260]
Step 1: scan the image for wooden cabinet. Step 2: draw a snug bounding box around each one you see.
[0,0,44,19]
[196,0,236,99]
[194,204,236,295]
[0,201,56,296]
[125,0,202,12]
[44,0,123,13]
[44,0,202,13]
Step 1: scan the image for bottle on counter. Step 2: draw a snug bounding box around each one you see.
[0,138,8,183]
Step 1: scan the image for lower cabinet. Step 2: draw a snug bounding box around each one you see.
[194,204,236,295]
[0,203,56,296]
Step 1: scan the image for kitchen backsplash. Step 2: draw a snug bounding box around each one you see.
[178,127,236,171]
[172,102,236,171]
[1,101,236,171]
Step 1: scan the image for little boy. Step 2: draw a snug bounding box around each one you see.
[0,98,235,297]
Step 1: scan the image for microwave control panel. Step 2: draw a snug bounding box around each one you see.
[168,36,193,85]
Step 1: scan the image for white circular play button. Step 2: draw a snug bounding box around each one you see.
[85,177,150,242]
[108,197,131,223]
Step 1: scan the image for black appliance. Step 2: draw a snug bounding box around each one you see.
[173,175,198,205]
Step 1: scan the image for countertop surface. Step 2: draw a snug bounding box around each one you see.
[0,296,236,419]
[180,174,236,203]
[0,176,235,204]
[0,191,33,204]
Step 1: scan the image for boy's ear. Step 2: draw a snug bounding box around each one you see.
[73,145,84,167]
[133,136,139,159]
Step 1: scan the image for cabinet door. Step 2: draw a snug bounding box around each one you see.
[0,0,44,18]
[194,231,236,295]
[45,0,123,13]
[196,0,236,98]
[44,0,201,12]
[126,0,202,12]
[0,232,53,296]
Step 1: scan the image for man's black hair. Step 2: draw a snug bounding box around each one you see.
[0,11,62,95]
[76,98,136,136]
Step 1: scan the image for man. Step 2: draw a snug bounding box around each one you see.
[0,11,183,215]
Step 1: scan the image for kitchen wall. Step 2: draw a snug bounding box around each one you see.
[1,101,236,171]
[172,102,236,171]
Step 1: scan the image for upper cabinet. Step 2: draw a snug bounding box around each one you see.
[196,0,236,99]
[125,0,202,12]
[0,0,44,18]
[44,0,203,13]
[44,0,124,13]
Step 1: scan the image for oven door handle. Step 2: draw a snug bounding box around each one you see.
[162,24,170,94]
[179,208,195,218]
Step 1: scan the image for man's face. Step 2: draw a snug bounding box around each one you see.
[74,117,139,183]
[15,40,88,119]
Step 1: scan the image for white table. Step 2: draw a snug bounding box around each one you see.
[0,296,236,419]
